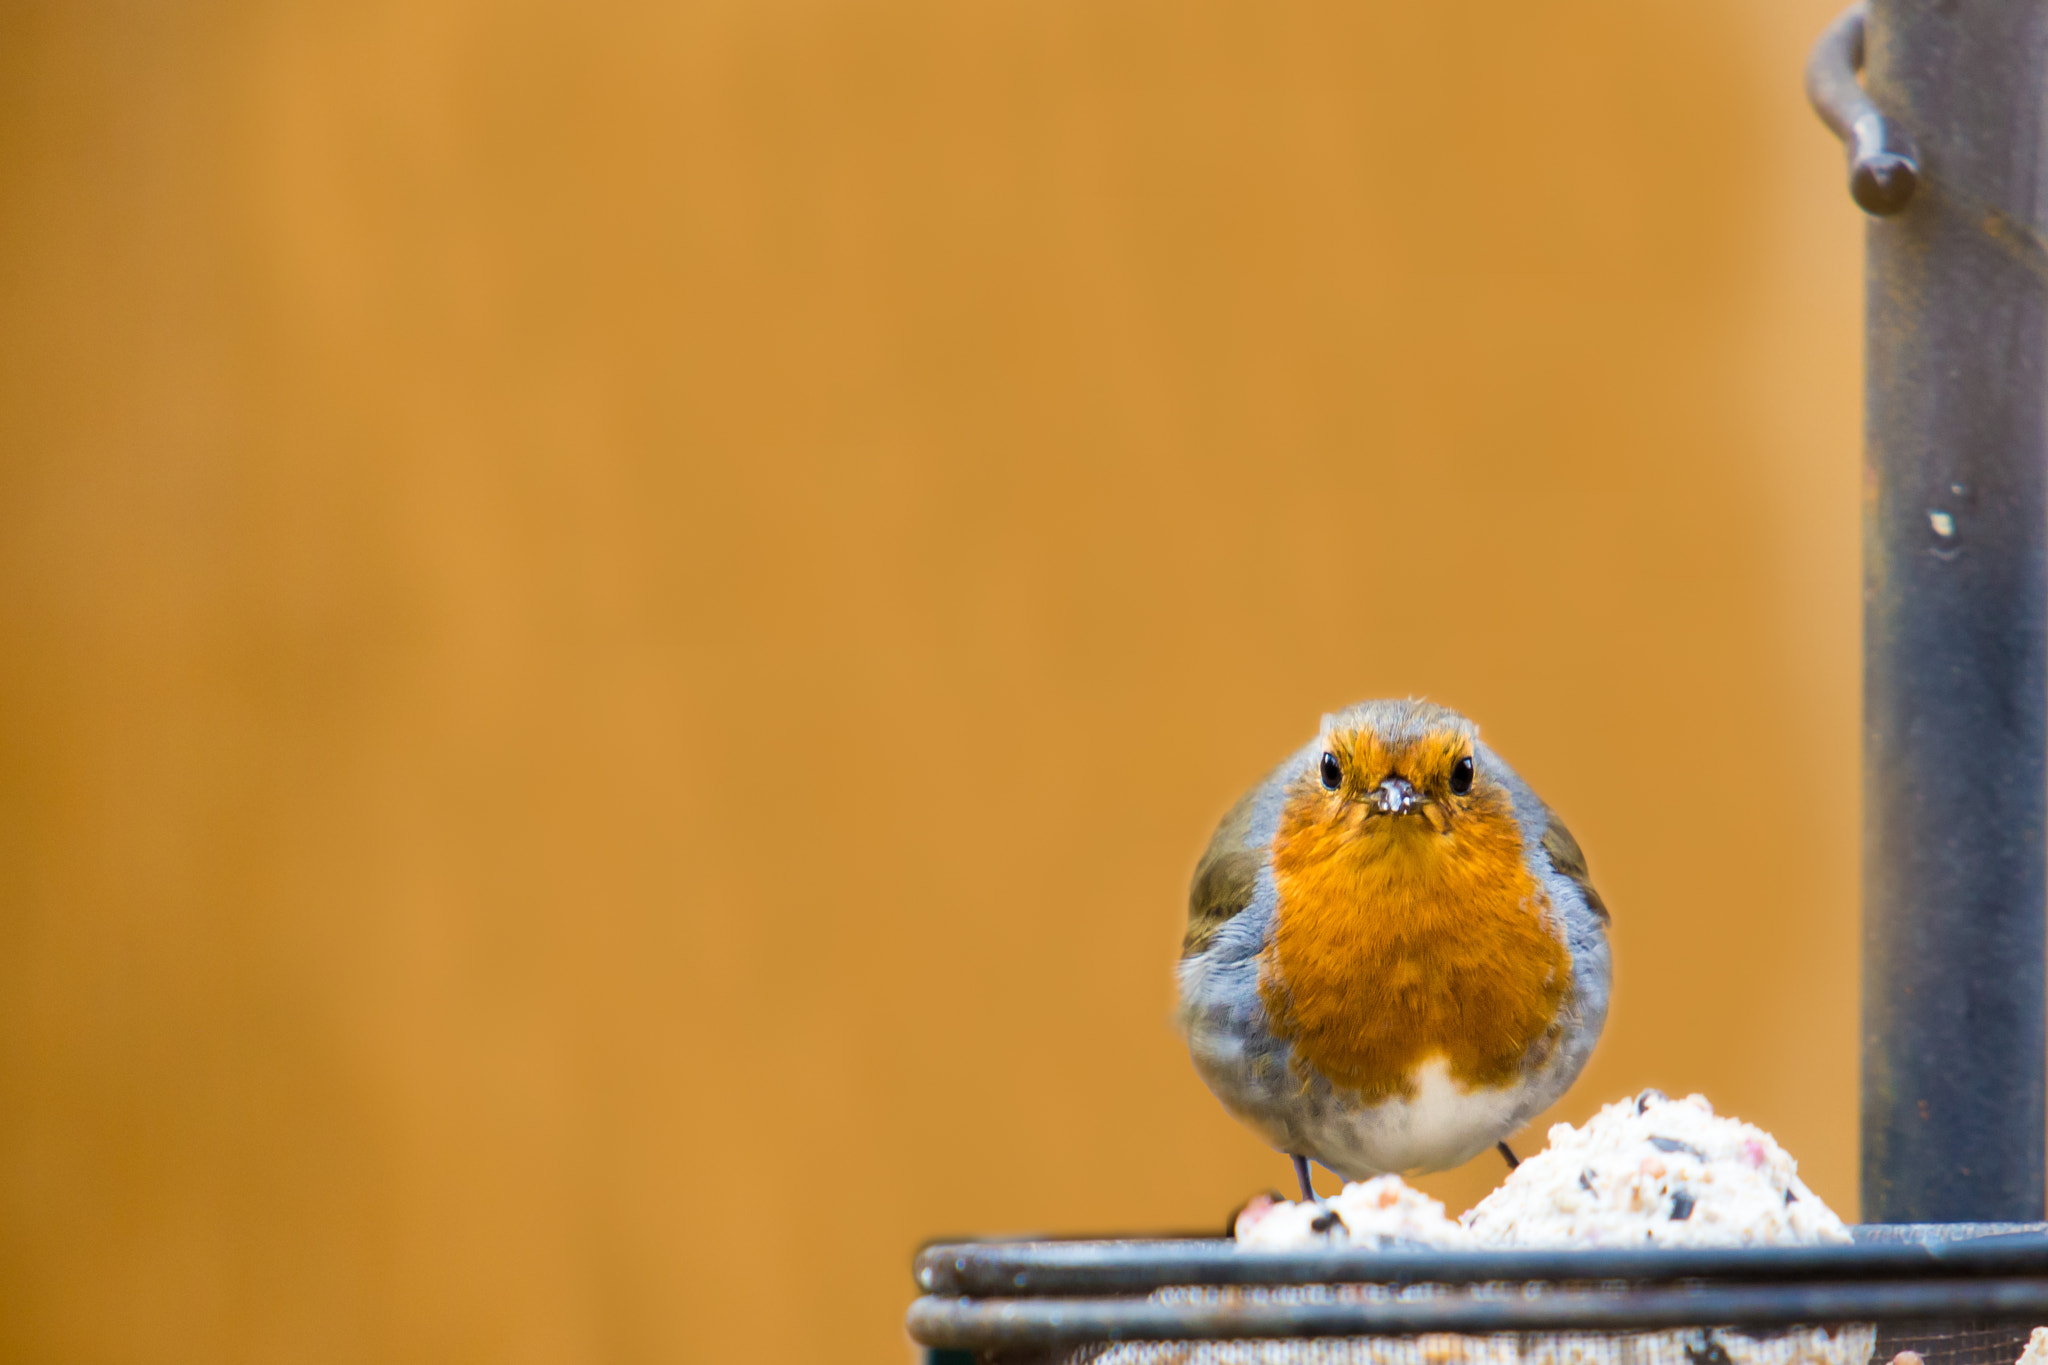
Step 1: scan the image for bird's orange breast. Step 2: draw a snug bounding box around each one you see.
[1258,785,1570,1103]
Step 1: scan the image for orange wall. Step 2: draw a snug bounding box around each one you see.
[0,2,1864,1362]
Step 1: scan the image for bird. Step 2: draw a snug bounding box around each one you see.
[1176,699,1611,1204]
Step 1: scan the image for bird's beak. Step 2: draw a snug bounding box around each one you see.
[1369,776,1422,816]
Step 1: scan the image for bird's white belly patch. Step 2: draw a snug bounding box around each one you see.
[1308,1055,1531,1178]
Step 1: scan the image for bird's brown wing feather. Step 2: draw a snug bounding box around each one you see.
[1183,791,1262,958]
[1540,813,1610,923]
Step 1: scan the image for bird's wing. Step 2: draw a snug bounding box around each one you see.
[1540,811,1610,923]
[1182,789,1263,958]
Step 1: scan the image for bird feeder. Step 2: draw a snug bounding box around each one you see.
[905,4,2048,1362]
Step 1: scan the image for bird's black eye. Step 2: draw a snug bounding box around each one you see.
[1319,752,1342,790]
[1450,756,1475,795]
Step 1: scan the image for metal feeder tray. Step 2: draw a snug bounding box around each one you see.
[908,1225,2048,1365]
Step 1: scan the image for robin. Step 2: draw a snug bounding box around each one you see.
[1177,699,1611,1203]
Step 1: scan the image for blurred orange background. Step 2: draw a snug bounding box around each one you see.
[0,2,1864,1362]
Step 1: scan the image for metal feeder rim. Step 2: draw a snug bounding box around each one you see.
[914,1225,2048,1298]
[906,1275,2048,1350]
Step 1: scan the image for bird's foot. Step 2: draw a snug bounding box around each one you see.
[1286,1156,1349,1232]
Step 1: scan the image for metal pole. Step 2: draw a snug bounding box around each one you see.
[1813,0,2048,1223]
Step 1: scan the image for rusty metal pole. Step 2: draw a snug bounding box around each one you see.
[1811,0,2048,1223]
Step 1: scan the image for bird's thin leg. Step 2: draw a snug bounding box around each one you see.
[1290,1153,1316,1203]
[1497,1141,1521,1170]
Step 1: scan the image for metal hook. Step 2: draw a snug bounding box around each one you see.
[1806,1,1921,216]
